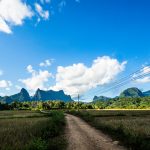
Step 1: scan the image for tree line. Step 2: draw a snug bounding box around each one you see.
[0,97,150,110]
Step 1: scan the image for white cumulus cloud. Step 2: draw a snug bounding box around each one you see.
[19,65,52,91]
[0,17,11,34]
[0,0,79,34]
[51,56,127,97]
[0,0,33,34]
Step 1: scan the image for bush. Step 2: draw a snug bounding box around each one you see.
[26,138,48,150]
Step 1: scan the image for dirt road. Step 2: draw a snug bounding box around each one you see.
[65,114,126,150]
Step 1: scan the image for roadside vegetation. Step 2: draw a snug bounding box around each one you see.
[67,109,150,150]
[0,110,66,150]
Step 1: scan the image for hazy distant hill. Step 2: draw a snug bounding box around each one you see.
[143,90,150,96]
[2,96,13,104]
[120,87,144,98]
[93,96,110,101]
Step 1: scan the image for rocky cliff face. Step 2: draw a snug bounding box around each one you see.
[32,89,72,102]
[10,88,31,101]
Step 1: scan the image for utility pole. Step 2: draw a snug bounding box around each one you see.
[78,94,79,112]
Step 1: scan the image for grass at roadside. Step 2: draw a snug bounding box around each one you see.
[67,110,150,150]
[0,110,66,150]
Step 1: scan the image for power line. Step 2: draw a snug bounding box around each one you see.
[82,65,150,99]
[97,71,150,95]
[87,65,150,96]
[87,71,150,99]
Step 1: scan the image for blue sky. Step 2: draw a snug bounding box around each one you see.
[0,0,150,100]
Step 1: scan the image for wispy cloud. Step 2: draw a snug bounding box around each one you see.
[35,3,49,20]
[40,0,51,4]
[133,66,150,83]
[39,59,54,67]
[58,0,66,12]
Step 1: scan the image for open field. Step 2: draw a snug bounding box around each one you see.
[0,110,46,119]
[0,110,66,150]
[67,109,150,150]
[1,109,150,150]
[81,109,150,117]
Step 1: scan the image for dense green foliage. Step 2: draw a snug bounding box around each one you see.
[0,110,66,150]
[67,110,150,150]
[93,97,150,109]
[1,96,150,110]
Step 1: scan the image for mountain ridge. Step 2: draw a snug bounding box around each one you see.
[32,88,72,102]
[143,90,150,96]
[93,96,110,101]
[93,87,150,101]
[10,88,31,101]
[120,87,144,98]
[0,88,73,103]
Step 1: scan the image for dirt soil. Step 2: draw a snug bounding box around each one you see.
[65,114,127,150]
